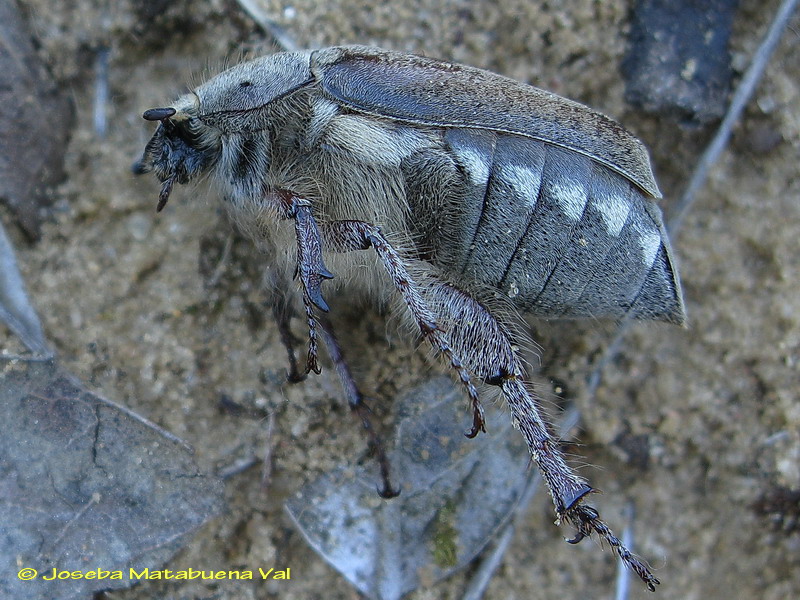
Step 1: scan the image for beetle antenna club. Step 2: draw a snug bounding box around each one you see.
[136,46,683,589]
[142,107,177,121]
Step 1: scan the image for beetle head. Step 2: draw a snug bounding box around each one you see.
[133,95,220,211]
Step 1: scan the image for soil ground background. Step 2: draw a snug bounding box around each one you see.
[2,0,799,599]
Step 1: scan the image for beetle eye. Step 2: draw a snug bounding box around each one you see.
[239,80,252,88]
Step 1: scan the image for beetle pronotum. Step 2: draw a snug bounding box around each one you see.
[135,46,684,590]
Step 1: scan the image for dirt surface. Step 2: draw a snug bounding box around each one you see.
[2,0,799,598]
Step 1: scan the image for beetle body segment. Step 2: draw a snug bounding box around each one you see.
[412,128,683,321]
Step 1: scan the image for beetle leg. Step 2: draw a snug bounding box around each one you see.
[265,269,306,383]
[319,219,485,436]
[269,191,399,496]
[318,315,400,498]
[292,201,335,376]
[565,504,661,592]
[270,190,334,376]
[411,277,660,590]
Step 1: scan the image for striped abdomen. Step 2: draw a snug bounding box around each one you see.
[429,129,684,323]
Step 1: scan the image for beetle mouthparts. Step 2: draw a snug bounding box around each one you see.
[143,107,177,121]
[156,175,175,212]
[131,159,150,175]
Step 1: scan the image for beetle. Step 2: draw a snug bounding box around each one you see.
[135,46,684,590]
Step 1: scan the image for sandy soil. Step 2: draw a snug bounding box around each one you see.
[3,0,799,598]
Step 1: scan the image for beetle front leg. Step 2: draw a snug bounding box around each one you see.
[269,191,400,497]
[265,268,306,383]
[270,191,334,376]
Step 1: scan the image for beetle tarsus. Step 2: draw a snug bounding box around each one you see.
[464,399,486,438]
[563,502,660,591]
[156,175,175,212]
[268,275,307,383]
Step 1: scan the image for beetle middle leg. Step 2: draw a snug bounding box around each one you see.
[317,315,400,498]
[319,218,487,437]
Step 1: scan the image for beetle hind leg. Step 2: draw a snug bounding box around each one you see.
[418,278,660,590]
[565,504,661,592]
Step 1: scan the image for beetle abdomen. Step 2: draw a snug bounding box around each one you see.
[435,129,683,323]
